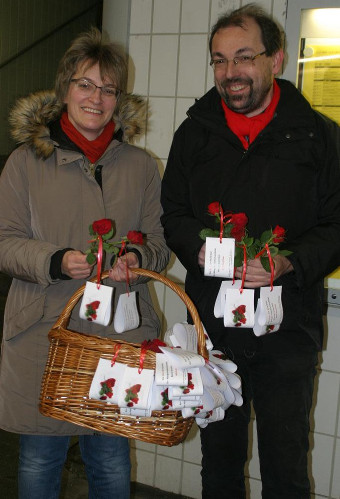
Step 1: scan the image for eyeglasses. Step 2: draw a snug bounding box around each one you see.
[210,51,267,70]
[70,78,121,98]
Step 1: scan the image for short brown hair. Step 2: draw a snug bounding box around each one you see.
[209,3,283,56]
[55,27,127,104]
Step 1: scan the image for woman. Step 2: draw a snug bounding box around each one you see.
[0,28,170,498]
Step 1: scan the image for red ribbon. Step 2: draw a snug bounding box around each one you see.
[139,345,147,373]
[219,205,233,242]
[255,243,274,290]
[111,343,122,366]
[118,241,130,293]
[219,205,224,242]
[96,235,103,289]
[240,244,247,293]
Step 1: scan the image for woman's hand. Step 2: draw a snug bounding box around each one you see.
[61,250,95,279]
[109,252,139,283]
[234,255,293,288]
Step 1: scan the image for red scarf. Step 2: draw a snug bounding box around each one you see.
[222,79,281,149]
[60,112,115,163]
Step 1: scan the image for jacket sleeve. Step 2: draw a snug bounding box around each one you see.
[0,148,62,286]
[129,154,171,282]
[161,123,207,278]
[286,115,340,289]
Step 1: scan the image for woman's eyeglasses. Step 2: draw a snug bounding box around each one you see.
[71,78,121,98]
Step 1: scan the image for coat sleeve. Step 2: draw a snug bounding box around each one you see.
[0,147,61,286]
[161,123,207,278]
[128,154,171,282]
[284,115,340,289]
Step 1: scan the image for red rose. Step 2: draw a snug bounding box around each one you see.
[207,202,220,216]
[231,225,246,242]
[237,305,246,314]
[272,225,286,243]
[92,218,112,235]
[230,213,248,228]
[127,230,143,245]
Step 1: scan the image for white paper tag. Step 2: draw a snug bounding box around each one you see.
[204,237,235,278]
[113,291,140,333]
[117,366,154,409]
[79,281,113,326]
[89,358,126,403]
[158,346,205,368]
[155,356,188,386]
[168,368,204,397]
[214,280,242,318]
[224,288,255,328]
[253,286,283,336]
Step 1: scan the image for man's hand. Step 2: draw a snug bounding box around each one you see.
[234,255,293,288]
[61,250,94,279]
[198,243,206,268]
[109,252,139,283]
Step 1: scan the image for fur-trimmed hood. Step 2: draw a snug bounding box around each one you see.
[9,90,147,159]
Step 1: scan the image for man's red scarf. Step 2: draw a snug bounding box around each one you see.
[221,79,280,149]
[60,111,115,163]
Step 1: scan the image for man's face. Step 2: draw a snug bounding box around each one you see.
[211,18,283,117]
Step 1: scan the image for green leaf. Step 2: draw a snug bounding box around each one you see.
[260,230,272,244]
[102,242,112,251]
[269,246,279,257]
[260,255,271,273]
[279,249,293,256]
[243,236,254,247]
[102,227,115,240]
[86,252,97,265]
[247,245,258,260]
[223,225,232,238]
[88,224,95,236]
[234,247,244,268]
[199,228,219,240]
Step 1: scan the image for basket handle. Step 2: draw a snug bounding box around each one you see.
[53,268,208,359]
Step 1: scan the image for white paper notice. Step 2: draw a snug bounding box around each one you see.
[113,291,140,333]
[253,286,283,336]
[159,347,205,368]
[204,237,235,278]
[79,281,113,326]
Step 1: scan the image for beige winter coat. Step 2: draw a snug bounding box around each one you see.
[0,91,170,434]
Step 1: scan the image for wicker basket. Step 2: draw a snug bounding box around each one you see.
[39,268,208,447]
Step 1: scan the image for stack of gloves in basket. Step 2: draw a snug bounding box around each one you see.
[89,323,243,428]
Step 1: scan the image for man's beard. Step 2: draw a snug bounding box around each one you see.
[218,77,271,116]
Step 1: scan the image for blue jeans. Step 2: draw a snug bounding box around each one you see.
[200,330,318,498]
[18,433,131,499]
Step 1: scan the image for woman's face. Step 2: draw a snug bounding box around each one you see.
[64,61,118,141]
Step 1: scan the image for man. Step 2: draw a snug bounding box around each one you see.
[161,4,340,498]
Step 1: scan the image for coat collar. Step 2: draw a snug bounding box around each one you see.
[9,90,147,159]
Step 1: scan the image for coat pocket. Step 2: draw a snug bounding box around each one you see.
[4,281,46,340]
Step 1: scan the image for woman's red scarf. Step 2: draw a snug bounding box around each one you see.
[221,79,281,149]
[60,111,115,163]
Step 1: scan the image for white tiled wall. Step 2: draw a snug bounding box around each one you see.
[103,1,340,497]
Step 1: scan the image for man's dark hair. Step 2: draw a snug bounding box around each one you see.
[209,3,283,56]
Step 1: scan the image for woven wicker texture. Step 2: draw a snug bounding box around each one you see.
[39,268,208,446]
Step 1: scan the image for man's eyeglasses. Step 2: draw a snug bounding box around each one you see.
[210,51,267,70]
[70,78,121,98]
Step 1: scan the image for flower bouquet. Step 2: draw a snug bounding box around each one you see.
[85,218,143,265]
[199,202,292,288]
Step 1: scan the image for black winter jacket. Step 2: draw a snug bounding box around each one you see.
[161,79,340,350]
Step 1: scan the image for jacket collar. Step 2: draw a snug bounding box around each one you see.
[9,90,147,159]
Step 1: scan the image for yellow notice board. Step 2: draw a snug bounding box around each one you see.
[325,267,340,289]
[299,40,340,125]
